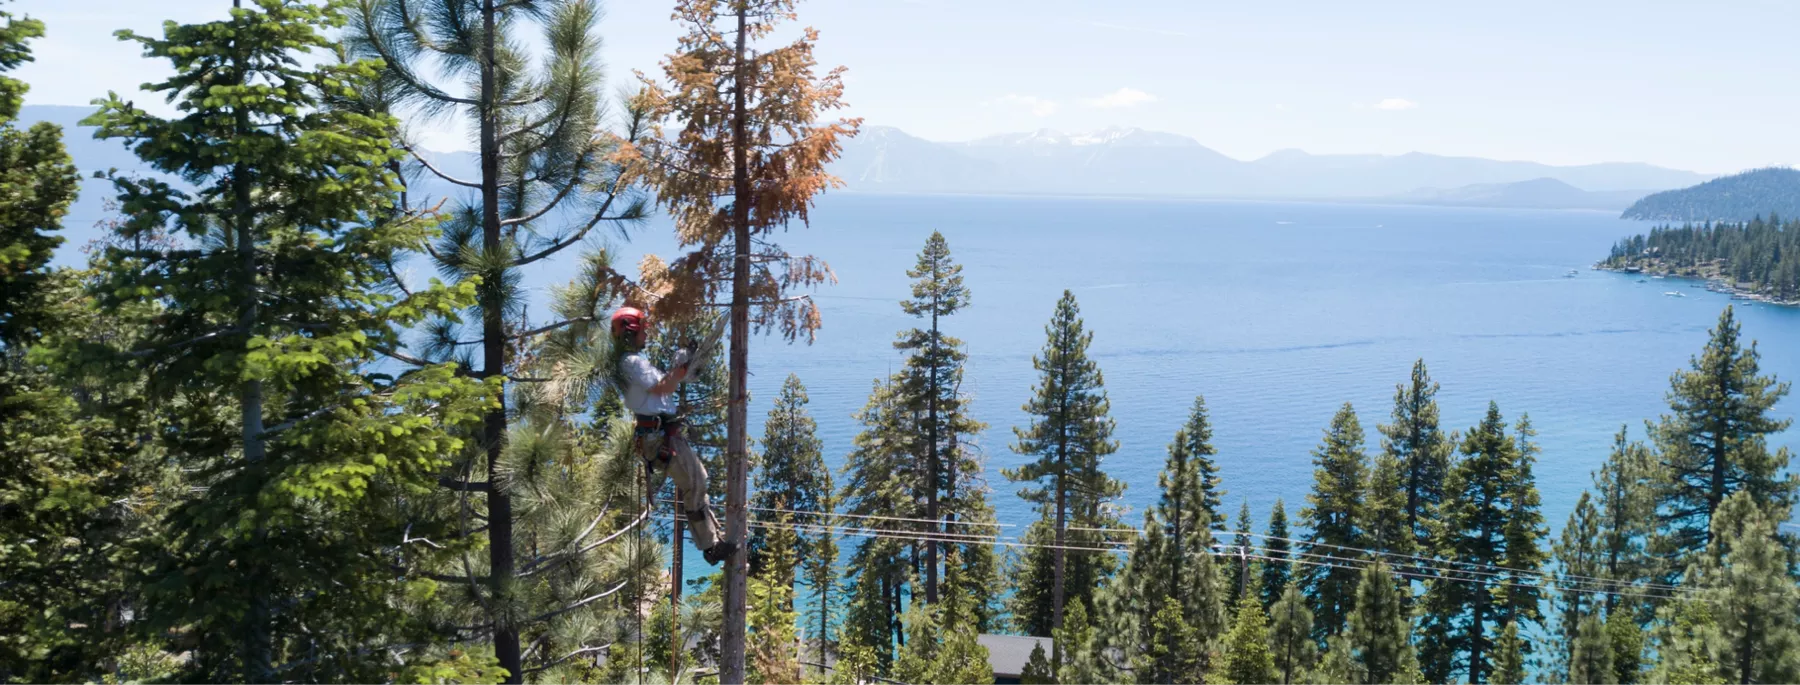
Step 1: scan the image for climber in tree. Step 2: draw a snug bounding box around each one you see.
[612,306,736,565]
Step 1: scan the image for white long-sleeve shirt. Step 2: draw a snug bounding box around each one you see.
[620,353,678,416]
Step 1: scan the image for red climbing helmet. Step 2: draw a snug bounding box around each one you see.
[611,306,646,338]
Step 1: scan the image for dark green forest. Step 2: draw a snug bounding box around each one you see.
[1621,168,1800,222]
[1603,216,1800,303]
[4,1,1800,684]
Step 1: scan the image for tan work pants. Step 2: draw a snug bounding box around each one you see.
[639,427,722,550]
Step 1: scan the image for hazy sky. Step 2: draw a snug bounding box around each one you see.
[15,0,1799,173]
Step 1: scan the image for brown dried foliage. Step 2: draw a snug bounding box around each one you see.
[628,0,860,341]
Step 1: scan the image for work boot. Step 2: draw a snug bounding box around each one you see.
[703,540,737,567]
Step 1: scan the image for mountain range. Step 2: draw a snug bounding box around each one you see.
[836,125,1710,201]
[20,104,1711,221]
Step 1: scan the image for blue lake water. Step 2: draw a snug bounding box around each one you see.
[544,192,1800,545]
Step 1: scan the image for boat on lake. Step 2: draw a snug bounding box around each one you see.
[1664,291,1685,297]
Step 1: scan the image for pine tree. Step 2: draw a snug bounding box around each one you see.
[1648,599,1726,685]
[1311,636,1360,685]
[1554,491,1605,678]
[1133,595,1201,684]
[1269,582,1316,685]
[1052,598,1100,685]
[1378,359,1451,554]
[1172,395,1229,529]
[750,507,801,684]
[0,0,75,345]
[632,2,861,674]
[934,559,997,685]
[1569,614,1615,685]
[88,3,495,679]
[1224,594,1278,685]
[801,472,841,677]
[1688,492,1800,684]
[1004,291,1125,636]
[1231,499,1257,607]
[839,378,915,668]
[1497,415,1549,649]
[0,6,140,679]
[1364,449,1416,560]
[1418,402,1521,685]
[1260,499,1294,609]
[1345,561,1414,685]
[1021,642,1056,685]
[893,593,941,685]
[1491,622,1526,685]
[754,374,830,582]
[894,231,979,604]
[1607,608,1644,685]
[1301,402,1368,639]
[349,0,650,677]
[1649,307,1795,563]
[1595,427,1657,618]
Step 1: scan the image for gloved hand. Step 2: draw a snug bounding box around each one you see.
[672,348,694,376]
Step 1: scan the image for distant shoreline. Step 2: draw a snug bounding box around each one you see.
[834,188,1631,214]
[1593,262,1800,307]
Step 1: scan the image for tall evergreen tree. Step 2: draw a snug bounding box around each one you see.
[1569,614,1616,685]
[749,508,800,685]
[753,374,829,577]
[1607,608,1645,685]
[1497,415,1549,644]
[1554,491,1605,679]
[1172,395,1228,528]
[1687,492,1800,684]
[893,231,977,604]
[1004,291,1125,636]
[1378,359,1451,553]
[1231,499,1256,607]
[1649,307,1795,562]
[1345,561,1416,685]
[1223,594,1278,685]
[1260,499,1294,609]
[1417,402,1523,685]
[1136,596,1202,685]
[1269,582,1316,685]
[1052,598,1101,685]
[0,5,142,679]
[1491,622,1526,685]
[1300,402,1368,640]
[0,0,74,345]
[839,377,916,667]
[632,1,860,674]
[1364,450,1416,561]
[349,0,651,677]
[1595,427,1657,618]
[801,472,841,676]
[87,3,505,680]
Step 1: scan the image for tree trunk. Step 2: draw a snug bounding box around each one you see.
[719,6,752,683]
[477,2,521,680]
[229,4,272,676]
[924,309,939,605]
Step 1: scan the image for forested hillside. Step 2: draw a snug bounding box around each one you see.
[4,2,1800,685]
[1621,167,1800,221]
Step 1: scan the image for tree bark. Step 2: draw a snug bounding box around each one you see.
[925,305,940,605]
[718,6,752,683]
[477,2,521,681]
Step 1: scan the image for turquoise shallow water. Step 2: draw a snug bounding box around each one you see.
[535,192,1800,587]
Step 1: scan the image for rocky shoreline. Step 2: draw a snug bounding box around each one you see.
[1593,263,1800,307]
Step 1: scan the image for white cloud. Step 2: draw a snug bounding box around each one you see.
[987,94,1059,117]
[1085,21,1189,38]
[1085,88,1158,109]
[1375,98,1419,111]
